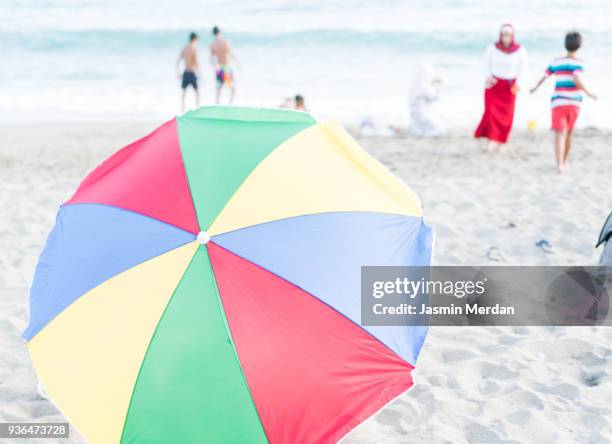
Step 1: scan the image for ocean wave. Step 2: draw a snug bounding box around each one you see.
[2,28,609,54]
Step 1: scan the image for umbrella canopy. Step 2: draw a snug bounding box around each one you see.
[24,106,432,444]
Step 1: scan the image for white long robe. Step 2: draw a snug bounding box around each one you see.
[409,64,445,137]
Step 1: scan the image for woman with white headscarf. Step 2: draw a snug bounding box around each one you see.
[475,24,528,151]
[409,64,445,137]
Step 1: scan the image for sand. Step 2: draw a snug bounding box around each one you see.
[1,122,611,443]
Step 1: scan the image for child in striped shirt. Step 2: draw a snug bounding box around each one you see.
[530,32,597,174]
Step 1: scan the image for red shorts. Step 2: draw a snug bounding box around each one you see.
[551,105,579,132]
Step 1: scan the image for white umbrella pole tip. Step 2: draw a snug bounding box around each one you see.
[197,231,210,245]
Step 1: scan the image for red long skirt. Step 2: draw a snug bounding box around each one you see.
[474,78,516,143]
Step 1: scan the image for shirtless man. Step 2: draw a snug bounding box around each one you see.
[210,26,239,104]
[176,32,199,112]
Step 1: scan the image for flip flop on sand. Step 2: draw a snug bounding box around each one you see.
[535,239,554,254]
[486,246,502,261]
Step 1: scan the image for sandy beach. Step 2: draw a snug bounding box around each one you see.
[1,122,610,443]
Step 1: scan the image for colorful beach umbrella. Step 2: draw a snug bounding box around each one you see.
[24,106,432,443]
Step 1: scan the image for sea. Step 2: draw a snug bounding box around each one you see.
[2,0,611,129]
